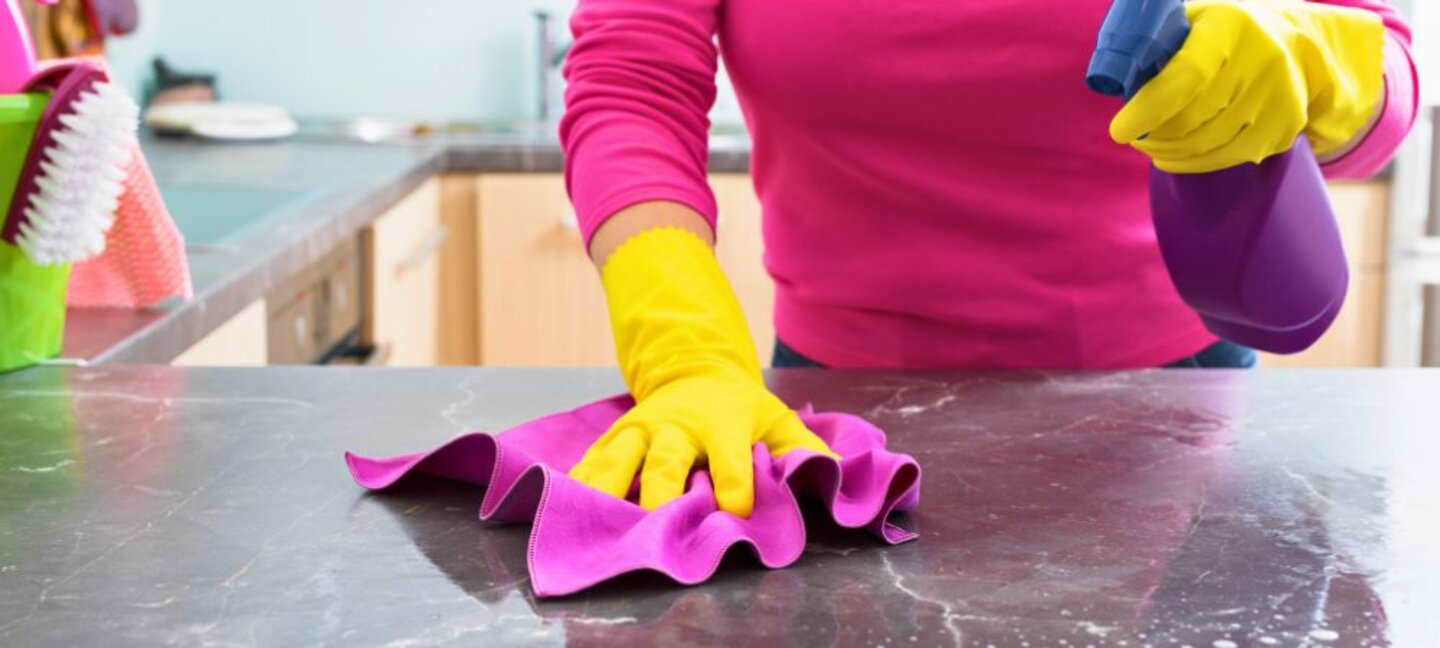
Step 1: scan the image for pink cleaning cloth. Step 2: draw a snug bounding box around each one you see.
[67,145,192,308]
[343,395,922,597]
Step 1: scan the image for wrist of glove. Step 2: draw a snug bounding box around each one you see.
[1109,0,1386,174]
[569,226,835,518]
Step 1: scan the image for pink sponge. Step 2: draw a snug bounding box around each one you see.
[67,145,192,308]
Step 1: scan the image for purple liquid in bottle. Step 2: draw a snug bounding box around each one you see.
[1087,0,1348,354]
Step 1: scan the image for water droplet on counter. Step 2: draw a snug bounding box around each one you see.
[1257,637,1279,645]
[1308,629,1340,642]
[1212,640,1237,648]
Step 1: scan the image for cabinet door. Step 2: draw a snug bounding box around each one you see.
[476,175,612,366]
[366,180,443,367]
[1259,180,1389,368]
[172,300,268,366]
[711,174,776,359]
[437,175,480,365]
[476,174,774,367]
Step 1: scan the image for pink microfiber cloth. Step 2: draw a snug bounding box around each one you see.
[344,395,922,597]
[67,144,192,308]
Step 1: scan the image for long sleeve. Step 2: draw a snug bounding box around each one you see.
[1309,0,1420,179]
[559,0,724,244]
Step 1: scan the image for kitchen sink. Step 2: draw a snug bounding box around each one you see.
[289,117,750,146]
[292,118,558,144]
[161,185,316,249]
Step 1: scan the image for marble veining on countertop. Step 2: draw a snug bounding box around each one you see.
[0,367,1437,647]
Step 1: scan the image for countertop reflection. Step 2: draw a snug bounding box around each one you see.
[0,367,1436,647]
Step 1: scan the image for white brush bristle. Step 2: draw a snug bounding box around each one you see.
[15,81,140,266]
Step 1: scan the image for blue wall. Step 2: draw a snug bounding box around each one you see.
[104,0,742,124]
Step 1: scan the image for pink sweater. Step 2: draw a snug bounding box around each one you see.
[560,0,1418,369]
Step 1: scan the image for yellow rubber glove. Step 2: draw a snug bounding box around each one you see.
[569,227,835,517]
[1110,0,1386,174]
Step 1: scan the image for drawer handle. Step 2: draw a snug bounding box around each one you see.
[364,343,393,367]
[397,225,449,274]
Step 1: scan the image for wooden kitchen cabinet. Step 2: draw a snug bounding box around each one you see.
[172,300,268,366]
[1259,180,1389,368]
[365,179,443,367]
[475,173,773,367]
[465,174,1391,369]
[437,175,480,365]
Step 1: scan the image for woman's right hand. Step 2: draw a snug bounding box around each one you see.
[570,220,834,518]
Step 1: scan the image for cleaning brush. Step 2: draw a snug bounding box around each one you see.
[1,62,139,266]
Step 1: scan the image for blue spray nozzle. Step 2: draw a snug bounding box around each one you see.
[1085,0,1192,99]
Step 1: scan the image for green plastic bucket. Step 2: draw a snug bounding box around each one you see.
[1,92,70,374]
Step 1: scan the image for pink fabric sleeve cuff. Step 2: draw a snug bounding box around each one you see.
[1321,34,1420,180]
[575,186,719,245]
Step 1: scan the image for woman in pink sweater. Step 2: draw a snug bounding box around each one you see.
[560,0,1418,516]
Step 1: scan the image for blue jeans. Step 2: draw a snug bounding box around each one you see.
[771,338,1258,369]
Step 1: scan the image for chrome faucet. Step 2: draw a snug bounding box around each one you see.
[535,10,571,123]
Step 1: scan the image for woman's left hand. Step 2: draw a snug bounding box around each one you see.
[1109,0,1386,174]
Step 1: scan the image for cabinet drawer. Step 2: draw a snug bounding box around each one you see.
[268,289,319,365]
[323,240,362,342]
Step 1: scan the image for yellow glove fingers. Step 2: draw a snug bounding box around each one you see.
[639,426,699,511]
[704,424,756,519]
[1168,113,1305,174]
[760,410,838,459]
[571,425,648,500]
[567,411,636,483]
[1134,89,1255,159]
[1109,3,1239,145]
[1139,83,1304,173]
[1145,62,1244,142]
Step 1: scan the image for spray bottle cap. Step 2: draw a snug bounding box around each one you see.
[1086,47,1144,98]
[1084,0,1191,100]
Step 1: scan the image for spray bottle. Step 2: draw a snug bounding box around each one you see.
[1086,0,1349,354]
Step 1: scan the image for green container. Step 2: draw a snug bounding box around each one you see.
[1,92,70,374]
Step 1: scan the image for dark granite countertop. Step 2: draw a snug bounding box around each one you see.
[1,367,1436,647]
[61,134,752,364]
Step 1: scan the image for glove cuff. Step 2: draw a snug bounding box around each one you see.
[601,226,763,400]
